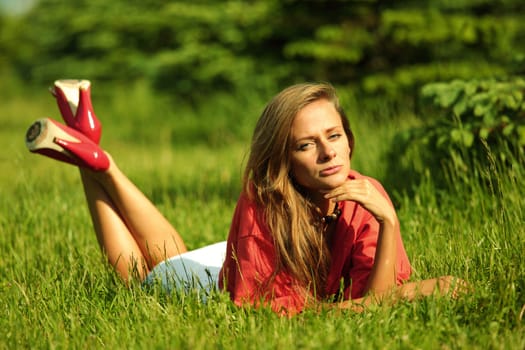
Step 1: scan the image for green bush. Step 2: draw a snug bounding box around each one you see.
[385,77,525,193]
[421,78,525,148]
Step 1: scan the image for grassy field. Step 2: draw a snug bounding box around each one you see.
[0,79,523,349]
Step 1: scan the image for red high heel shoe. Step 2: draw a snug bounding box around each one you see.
[25,118,109,171]
[50,79,102,144]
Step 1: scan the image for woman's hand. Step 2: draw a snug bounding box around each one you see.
[322,179,397,225]
[324,178,399,296]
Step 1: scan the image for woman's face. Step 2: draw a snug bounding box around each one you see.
[289,98,351,195]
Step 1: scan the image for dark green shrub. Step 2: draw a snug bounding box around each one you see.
[385,77,525,193]
[421,78,525,148]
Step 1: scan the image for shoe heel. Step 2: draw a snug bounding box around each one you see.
[51,79,102,144]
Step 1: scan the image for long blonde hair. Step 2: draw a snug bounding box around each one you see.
[243,82,354,297]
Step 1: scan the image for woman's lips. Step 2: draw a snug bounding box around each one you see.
[320,165,342,176]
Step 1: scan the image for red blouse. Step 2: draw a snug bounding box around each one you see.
[218,170,411,314]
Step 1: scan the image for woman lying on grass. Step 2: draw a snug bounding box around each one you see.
[25,81,465,315]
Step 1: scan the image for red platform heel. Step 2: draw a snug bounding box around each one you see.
[25,118,109,171]
[50,79,102,144]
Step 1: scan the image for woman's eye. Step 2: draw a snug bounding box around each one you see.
[297,143,312,151]
[329,133,342,140]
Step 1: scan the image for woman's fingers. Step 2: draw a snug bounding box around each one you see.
[324,180,378,204]
[323,179,395,223]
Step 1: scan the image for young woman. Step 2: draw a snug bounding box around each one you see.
[25,80,464,315]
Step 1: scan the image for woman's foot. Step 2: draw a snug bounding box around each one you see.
[25,118,109,171]
[50,79,102,144]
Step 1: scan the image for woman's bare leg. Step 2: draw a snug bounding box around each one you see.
[80,170,147,281]
[79,154,187,281]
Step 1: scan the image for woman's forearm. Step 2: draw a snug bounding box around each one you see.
[362,217,398,296]
[327,276,467,313]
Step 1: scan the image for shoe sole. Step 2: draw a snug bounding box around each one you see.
[53,79,91,114]
[25,118,109,171]
[25,118,81,155]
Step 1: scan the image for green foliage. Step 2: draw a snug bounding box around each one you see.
[361,7,525,96]
[282,1,525,100]
[285,24,374,64]
[1,0,525,103]
[422,78,525,148]
[1,0,284,99]
[385,77,525,193]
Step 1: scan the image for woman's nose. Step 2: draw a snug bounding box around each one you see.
[319,141,336,161]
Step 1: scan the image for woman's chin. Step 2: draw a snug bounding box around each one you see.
[325,175,349,189]
[316,181,345,193]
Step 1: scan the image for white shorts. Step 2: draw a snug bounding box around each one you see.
[143,241,227,294]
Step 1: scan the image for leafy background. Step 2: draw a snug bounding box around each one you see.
[3,0,524,97]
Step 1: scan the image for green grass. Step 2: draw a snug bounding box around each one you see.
[0,79,523,349]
